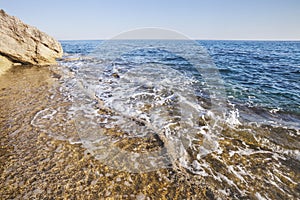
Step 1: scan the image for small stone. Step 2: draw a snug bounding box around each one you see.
[112,73,120,78]
[136,193,146,200]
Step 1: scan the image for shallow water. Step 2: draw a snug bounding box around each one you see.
[0,40,300,199]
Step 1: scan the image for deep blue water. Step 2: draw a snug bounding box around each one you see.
[60,40,300,128]
[201,41,300,113]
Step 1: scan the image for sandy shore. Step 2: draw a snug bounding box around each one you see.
[0,65,212,199]
[0,65,299,199]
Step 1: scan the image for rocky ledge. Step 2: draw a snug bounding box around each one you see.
[0,9,63,74]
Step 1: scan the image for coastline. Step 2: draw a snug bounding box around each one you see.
[1,1,299,198]
[0,64,299,199]
[0,65,210,199]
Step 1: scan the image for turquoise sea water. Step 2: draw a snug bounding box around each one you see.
[60,40,300,129]
[31,39,300,198]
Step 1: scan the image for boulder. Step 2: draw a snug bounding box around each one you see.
[0,9,63,71]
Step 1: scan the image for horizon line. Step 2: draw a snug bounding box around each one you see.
[58,38,300,42]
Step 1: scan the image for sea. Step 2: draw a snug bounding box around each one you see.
[44,40,299,198]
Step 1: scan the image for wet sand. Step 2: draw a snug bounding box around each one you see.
[0,65,299,199]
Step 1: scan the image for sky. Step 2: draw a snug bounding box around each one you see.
[1,0,300,40]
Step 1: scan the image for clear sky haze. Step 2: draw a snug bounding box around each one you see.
[1,0,299,40]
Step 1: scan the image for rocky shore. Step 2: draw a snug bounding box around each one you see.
[0,63,212,200]
[0,9,63,75]
[1,64,298,199]
[1,9,299,200]
[0,11,204,198]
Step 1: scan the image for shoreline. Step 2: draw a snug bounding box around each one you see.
[0,65,211,199]
[0,64,299,199]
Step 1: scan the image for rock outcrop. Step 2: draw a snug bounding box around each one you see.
[0,9,63,72]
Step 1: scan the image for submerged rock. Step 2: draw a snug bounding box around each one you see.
[0,9,63,73]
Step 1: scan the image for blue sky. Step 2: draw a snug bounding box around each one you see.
[1,0,300,40]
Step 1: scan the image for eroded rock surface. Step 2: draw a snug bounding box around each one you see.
[0,9,63,72]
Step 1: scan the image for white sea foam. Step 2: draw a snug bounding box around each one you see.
[46,38,300,198]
